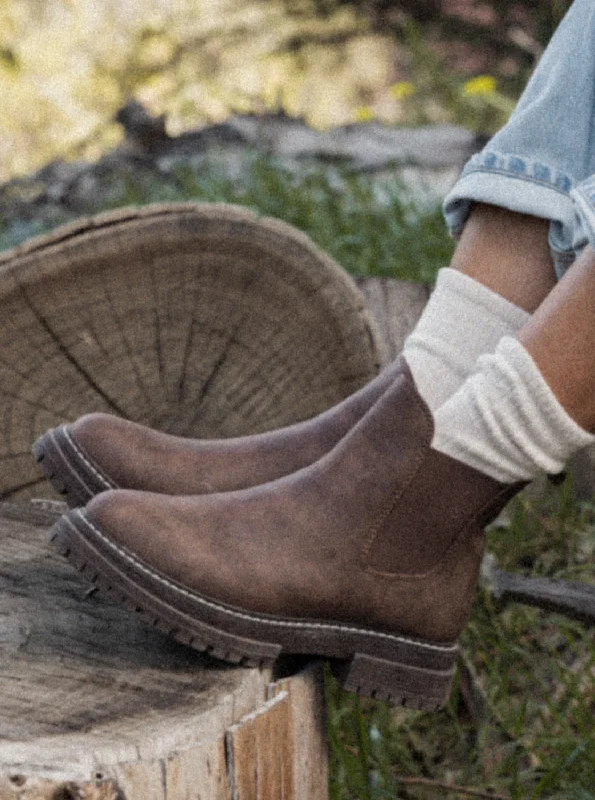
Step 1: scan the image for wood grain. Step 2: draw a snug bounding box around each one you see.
[267,663,329,800]
[355,276,429,361]
[0,504,270,779]
[0,504,329,798]
[0,204,384,502]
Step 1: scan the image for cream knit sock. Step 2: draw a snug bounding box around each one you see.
[432,336,595,482]
[403,268,530,411]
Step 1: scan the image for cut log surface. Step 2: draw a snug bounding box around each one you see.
[0,502,269,771]
[0,235,423,798]
[0,203,383,502]
[355,277,429,362]
[0,503,328,799]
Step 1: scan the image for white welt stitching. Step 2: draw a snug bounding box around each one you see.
[73,511,459,655]
[63,428,117,490]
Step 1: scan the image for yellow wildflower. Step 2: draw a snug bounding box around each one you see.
[462,75,497,96]
[354,106,375,123]
[389,82,416,100]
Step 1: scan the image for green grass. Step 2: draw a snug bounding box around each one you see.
[327,484,595,799]
[3,155,594,797]
[0,154,454,284]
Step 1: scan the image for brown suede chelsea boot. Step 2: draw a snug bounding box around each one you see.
[48,364,525,709]
[32,359,404,508]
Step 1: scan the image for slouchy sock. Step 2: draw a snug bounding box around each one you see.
[432,336,595,482]
[403,268,530,411]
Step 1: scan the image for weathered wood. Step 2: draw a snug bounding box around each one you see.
[0,504,328,799]
[0,775,124,799]
[0,508,266,752]
[266,664,329,800]
[355,277,429,362]
[226,692,293,799]
[222,661,328,800]
[0,204,383,502]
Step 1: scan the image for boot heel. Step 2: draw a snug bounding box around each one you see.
[340,652,455,710]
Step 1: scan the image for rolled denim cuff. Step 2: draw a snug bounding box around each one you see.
[443,150,579,278]
[569,175,595,258]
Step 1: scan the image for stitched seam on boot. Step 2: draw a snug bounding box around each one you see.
[360,445,433,572]
[359,377,434,569]
[63,428,117,490]
[365,482,516,580]
[72,511,458,652]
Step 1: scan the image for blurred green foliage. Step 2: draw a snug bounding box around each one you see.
[0,0,572,181]
[0,155,454,283]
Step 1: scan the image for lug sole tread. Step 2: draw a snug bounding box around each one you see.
[49,516,456,710]
[33,429,107,508]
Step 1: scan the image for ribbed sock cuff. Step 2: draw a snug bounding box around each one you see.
[433,336,595,482]
[497,337,595,461]
[403,268,530,411]
[437,269,531,330]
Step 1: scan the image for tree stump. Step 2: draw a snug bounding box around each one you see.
[0,273,428,799]
[0,203,384,502]
[355,276,429,361]
[0,503,328,800]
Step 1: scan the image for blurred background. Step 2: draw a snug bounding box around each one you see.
[1,0,572,181]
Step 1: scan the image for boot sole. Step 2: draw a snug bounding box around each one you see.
[33,427,114,508]
[50,510,458,709]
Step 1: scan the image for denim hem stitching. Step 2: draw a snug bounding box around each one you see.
[460,151,574,196]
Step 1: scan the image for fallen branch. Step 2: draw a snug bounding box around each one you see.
[394,775,510,799]
[482,553,595,625]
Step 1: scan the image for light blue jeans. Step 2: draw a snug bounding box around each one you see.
[443,0,595,278]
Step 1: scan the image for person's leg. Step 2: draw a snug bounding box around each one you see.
[50,358,524,710]
[402,203,555,410]
[519,244,595,432]
[444,0,595,274]
[450,204,556,314]
[407,0,595,416]
[47,222,594,709]
[433,246,595,482]
[41,1,595,709]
